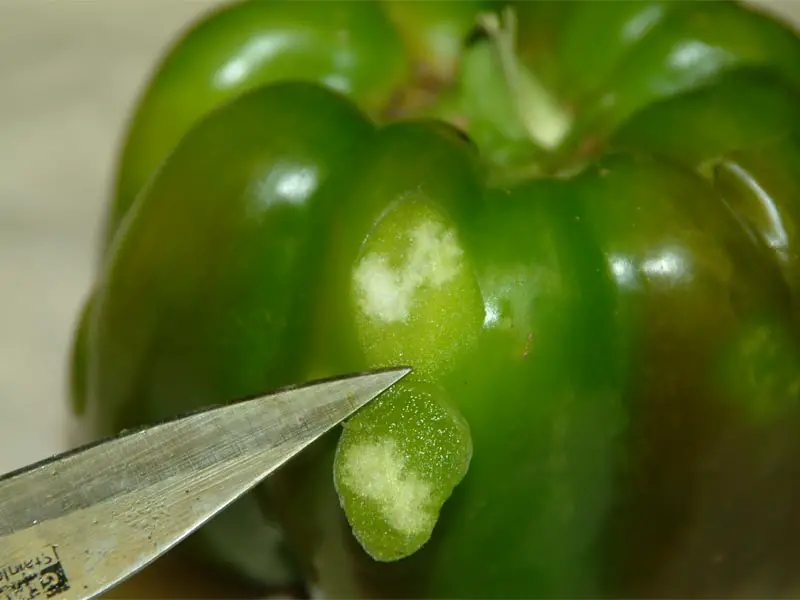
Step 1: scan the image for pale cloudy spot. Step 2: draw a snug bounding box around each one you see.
[353,220,464,323]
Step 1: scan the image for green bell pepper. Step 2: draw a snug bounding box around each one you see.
[70,0,800,596]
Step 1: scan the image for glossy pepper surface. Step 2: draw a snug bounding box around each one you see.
[70,0,800,597]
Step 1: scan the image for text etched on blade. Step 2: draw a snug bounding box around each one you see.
[0,546,70,599]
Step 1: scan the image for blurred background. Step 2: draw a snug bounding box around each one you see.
[1,0,799,597]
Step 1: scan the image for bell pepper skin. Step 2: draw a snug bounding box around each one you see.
[266,126,629,598]
[73,0,482,586]
[71,0,800,596]
[100,0,412,258]
[709,135,800,314]
[84,82,377,587]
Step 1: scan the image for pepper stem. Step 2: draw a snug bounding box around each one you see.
[477,7,571,152]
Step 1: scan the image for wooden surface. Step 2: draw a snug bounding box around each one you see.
[0,0,798,597]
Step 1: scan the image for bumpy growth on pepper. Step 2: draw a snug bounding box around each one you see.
[70,0,800,597]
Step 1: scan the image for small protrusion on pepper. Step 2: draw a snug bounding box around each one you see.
[333,383,472,562]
